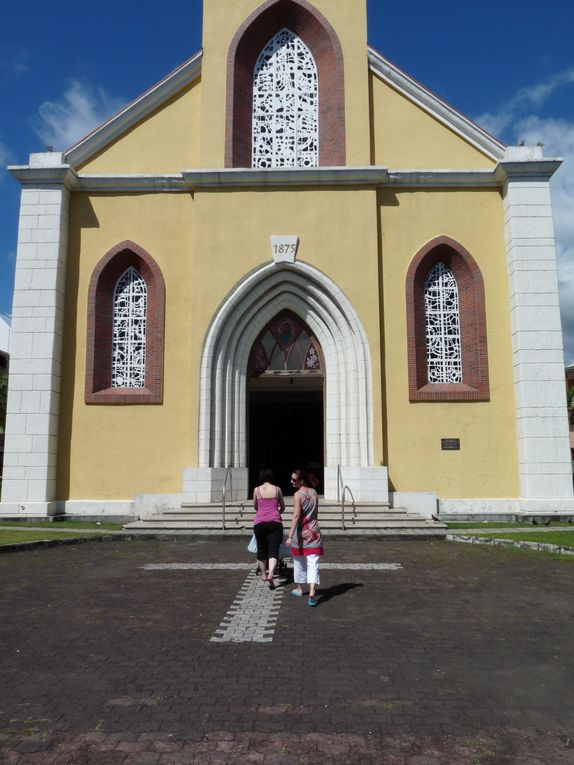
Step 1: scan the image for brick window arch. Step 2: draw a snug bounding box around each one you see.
[406,236,489,402]
[225,0,345,168]
[85,241,165,404]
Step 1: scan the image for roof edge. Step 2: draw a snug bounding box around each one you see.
[64,51,203,169]
[368,46,506,162]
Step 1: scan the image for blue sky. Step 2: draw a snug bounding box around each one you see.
[1,0,573,358]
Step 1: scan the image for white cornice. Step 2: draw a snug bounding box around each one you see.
[368,47,506,163]
[63,51,202,169]
[8,165,77,189]
[181,166,390,187]
[8,162,562,192]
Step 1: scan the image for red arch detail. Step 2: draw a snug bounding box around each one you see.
[85,240,165,404]
[406,235,490,401]
[225,0,346,167]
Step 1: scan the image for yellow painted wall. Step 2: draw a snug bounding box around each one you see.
[59,193,195,499]
[60,188,383,499]
[200,0,371,166]
[379,188,519,498]
[78,80,202,174]
[370,73,496,169]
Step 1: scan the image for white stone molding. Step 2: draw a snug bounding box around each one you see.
[0,153,70,516]
[502,152,574,512]
[196,261,381,501]
[368,46,506,162]
[10,165,566,194]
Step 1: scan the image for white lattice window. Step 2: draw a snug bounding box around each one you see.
[112,267,147,388]
[425,263,462,384]
[252,28,319,168]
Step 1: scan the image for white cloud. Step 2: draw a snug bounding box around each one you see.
[476,68,574,139]
[475,72,574,364]
[31,80,124,151]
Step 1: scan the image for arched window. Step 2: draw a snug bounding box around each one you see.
[248,311,323,376]
[424,263,462,384]
[252,28,318,168]
[226,0,345,168]
[112,267,147,388]
[406,236,489,401]
[85,241,165,404]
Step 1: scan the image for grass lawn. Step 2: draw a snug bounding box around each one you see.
[446,521,570,529]
[467,530,574,547]
[0,520,122,530]
[0,529,108,546]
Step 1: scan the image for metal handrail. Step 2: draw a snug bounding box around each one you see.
[221,466,232,530]
[341,484,356,531]
[337,465,356,530]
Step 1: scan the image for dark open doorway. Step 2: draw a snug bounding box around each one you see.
[248,384,324,496]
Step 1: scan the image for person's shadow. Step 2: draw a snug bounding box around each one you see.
[315,582,363,604]
[277,570,363,604]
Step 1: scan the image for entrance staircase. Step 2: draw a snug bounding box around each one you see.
[123,498,447,537]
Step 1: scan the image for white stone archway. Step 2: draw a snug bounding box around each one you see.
[183,262,388,502]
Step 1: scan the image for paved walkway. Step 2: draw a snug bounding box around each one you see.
[1,538,573,763]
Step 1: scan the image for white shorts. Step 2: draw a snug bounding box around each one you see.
[293,554,321,585]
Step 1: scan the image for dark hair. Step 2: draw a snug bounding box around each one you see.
[308,472,320,489]
[292,469,311,487]
[259,469,274,484]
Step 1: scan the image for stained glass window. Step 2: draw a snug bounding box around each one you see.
[252,28,319,168]
[249,312,322,374]
[425,262,462,384]
[112,267,147,388]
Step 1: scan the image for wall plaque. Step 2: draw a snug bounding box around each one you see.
[271,235,299,264]
[441,438,460,450]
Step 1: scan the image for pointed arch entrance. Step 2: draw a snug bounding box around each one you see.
[193,261,385,502]
[247,310,324,493]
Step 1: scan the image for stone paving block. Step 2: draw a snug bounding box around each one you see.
[1,538,574,763]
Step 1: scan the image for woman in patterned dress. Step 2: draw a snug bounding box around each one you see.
[285,468,324,607]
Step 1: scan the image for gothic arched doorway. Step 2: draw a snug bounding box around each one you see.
[247,310,324,494]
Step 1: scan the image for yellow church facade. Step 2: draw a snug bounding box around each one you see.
[2,0,573,521]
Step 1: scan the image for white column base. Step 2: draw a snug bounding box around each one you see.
[134,494,182,520]
[323,466,389,503]
[61,500,135,518]
[0,501,59,518]
[182,468,249,503]
[439,497,574,518]
[390,491,437,518]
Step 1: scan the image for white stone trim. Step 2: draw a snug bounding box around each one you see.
[9,162,563,194]
[368,47,506,161]
[0,501,59,517]
[503,167,574,508]
[60,500,135,517]
[197,262,374,499]
[325,466,388,504]
[63,51,202,167]
[390,491,437,518]
[1,158,70,515]
[182,468,248,504]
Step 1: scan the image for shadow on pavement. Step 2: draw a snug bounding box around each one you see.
[317,581,364,603]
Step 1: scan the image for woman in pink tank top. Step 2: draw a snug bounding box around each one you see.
[253,469,285,588]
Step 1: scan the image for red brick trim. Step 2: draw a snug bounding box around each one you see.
[225,0,346,167]
[85,241,165,405]
[406,236,490,402]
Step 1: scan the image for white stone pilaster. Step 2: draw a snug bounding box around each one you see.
[0,153,71,516]
[502,150,574,511]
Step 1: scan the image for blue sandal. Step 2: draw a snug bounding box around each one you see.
[307,597,317,607]
[291,589,303,598]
